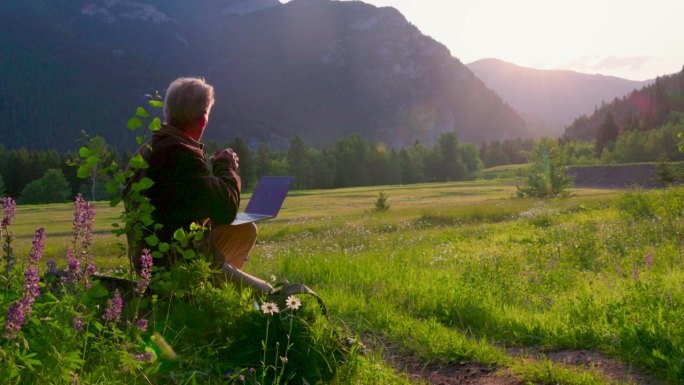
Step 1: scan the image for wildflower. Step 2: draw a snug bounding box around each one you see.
[632,267,639,281]
[135,249,153,296]
[28,228,45,266]
[1,197,16,228]
[226,371,232,378]
[239,374,245,381]
[135,318,148,332]
[644,253,653,269]
[102,289,123,322]
[46,260,58,275]
[280,356,288,363]
[270,274,277,282]
[3,302,25,337]
[131,351,154,362]
[67,248,81,286]
[285,295,302,310]
[249,367,255,374]
[72,316,84,332]
[260,302,279,315]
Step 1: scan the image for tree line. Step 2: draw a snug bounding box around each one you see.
[2,131,528,203]
[3,118,681,204]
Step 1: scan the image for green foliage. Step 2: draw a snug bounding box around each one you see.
[373,191,390,212]
[517,138,573,198]
[0,173,5,196]
[18,168,71,204]
[595,111,619,156]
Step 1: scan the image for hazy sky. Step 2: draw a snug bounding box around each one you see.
[291,0,684,81]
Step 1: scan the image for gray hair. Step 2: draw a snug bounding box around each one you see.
[163,77,215,129]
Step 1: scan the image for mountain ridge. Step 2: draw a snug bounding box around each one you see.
[467,58,652,137]
[0,0,527,151]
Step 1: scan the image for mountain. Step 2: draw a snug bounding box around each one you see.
[467,58,652,137]
[0,0,527,151]
[563,68,684,140]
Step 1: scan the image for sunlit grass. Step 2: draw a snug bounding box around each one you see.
[9,179,683,383]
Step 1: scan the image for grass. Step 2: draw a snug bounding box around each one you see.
[6,179,684,384]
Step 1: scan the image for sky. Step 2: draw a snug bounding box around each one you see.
[287,0,684,81]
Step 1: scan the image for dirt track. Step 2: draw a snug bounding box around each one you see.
[567,164,664,188]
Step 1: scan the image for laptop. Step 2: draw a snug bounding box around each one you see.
[231,176,293,225]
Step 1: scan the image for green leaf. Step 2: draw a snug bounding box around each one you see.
[136,107,150,118]
[158,242,170,253]
[109,196,122,207]
[148,117,161,131]
[144,235,159,246]
[182,249,196,259]
[78,146,91,158]
[151,251,163,259]
[136,136,144,145]
[138,177,154,190]
[149,100,164,108]
[105,182,119,196]
[129,154,148,169]
[173,228,186,241]
[127,117,142,130]
[77,166,90,179]
[86,155,100,166]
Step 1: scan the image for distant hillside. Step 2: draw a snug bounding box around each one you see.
[467,58,651,137]
[564,68,684,140]
[0,0,527,151]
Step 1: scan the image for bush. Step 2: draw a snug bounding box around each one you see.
[517,138,573,198]
[18,168,71,204]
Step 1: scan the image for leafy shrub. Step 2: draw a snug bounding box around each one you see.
[517,138,573,198]
[374,191,390,212]
[18,168,71,204]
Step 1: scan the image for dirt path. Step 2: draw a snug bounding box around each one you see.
[387,346,662,385]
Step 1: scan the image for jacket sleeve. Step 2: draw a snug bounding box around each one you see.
[173,144,241,225]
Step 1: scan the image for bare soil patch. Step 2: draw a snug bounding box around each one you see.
[388,351,528,385]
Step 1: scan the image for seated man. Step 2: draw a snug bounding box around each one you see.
[125,77,273,294]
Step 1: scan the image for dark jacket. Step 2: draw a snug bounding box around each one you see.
[125,124,240,267]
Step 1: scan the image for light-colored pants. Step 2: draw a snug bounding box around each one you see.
[210,222,257,270]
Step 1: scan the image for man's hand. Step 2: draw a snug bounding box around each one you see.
[211,148,239,170]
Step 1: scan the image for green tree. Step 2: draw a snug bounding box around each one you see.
[229,136,255,190]
[595,111,619,156]
[18,169,71,204]
[287,136,314,189]
[435,132,466,181]
[329,134,371,187]
[76,134,113,201]
[255,143,272,179]
[517,138,573,198]
[398,141,427,184]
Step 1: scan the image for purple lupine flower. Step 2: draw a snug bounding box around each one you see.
[72,194,96,286]
[22,268,40,308]
[644,253,653,269]
[67,248,81,286]
[135,318,148,332]
[130,351,154,362]
[632,267,639,281]
[46,260,58,275]
[72,316,84,332]
[135,249,153,296]
[28,228,45,266]
[3,302,25,337]
[102,289,123,322]
[1,197,16,228]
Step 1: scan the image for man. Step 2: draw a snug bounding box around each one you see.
[125,77,273,294]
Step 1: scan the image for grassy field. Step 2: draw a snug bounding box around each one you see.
[8,179,684,384]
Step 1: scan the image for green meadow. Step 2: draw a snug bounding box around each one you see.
[8,179,684,384]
